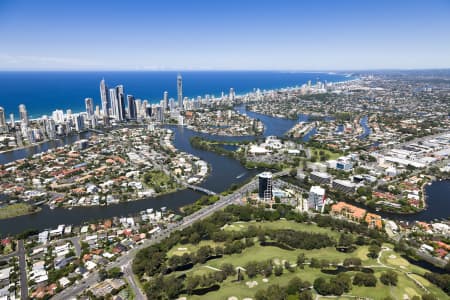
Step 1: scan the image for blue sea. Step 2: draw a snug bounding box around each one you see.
[0,71,350,119]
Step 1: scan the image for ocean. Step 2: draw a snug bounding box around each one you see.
[0,71,350,119]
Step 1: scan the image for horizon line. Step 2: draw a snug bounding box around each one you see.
[0,67,450,73]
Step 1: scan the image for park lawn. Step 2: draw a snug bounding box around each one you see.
[223,219,341,239]
[309,147,342,160]
[204,244,362,271]
[185,268,325,300]
[0,203,37,220]
[167,240,222,257]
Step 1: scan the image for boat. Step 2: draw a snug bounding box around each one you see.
[236,172,246,179]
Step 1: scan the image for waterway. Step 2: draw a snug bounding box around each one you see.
[359,115,371,139]
[0,108,449,236]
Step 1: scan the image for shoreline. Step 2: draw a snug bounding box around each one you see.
[0,205,42,221]
[0,130,91,156]
[2,72,356,124]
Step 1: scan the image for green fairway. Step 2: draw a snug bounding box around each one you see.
[162,221,448,300]
[222,219,341,238]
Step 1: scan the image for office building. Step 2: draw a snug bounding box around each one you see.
[154,105,164,123]
[19,104,29,125]
[308,186,326,211]
[44,118,56,139]
[163,91,169,110]
[229,88,235,101]
[100,79,110,117]
[258,172,273,201]
[127,95,137,120]
[177,74,183,110]
[109,88,121,121]
[9,113,15,127]
[75,114,84,132]
[0,107,7,132]
[135,99,142,119]
[85,98,94,119]
[116,85,126,121]
[332,179,357,194]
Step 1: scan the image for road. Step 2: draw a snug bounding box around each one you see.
[123,262,146,300]
[18,240,28,300]
[51,174,263,300]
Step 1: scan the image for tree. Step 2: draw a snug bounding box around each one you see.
[421,294,438,300]
[221,263,236,277]
[338,233,354,247]
[368,244,381,259]
[246,261,258,278]
[343,257,362,267]
[353,272,377,287]
[274,265,283,276]
[334,273,352,293]
[107,267,122,279]
[287,276,303,295]
[185,275,200,295]
[310,258,320,268]
[297,253,306,269]
[380,270,398,286]
[262,261,273,277]
[298,290,313,300]
[189,232,201,244]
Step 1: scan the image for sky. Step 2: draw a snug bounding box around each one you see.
[0,0,449,71]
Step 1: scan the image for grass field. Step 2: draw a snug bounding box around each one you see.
[222,219,342,239]
[309,147,342,160]
[0,203,38,220]
[162,221,448,300]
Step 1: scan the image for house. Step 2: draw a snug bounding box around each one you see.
[331,202,367,223]
[365,213,383,230]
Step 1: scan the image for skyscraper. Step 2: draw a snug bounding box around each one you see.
[116,85,126,121]
[0,107,7,133]
[9,113,15,127]
[258,172,273,201]
[19,104,29,125]
[100,79,110,117]
[109,88,119,120]
[163,91,169,110]
[177,74,183,110]
[127,94,137,120]
[85,98,94,119]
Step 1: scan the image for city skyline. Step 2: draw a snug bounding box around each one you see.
[0,0,449,71]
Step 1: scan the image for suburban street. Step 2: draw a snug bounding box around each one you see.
[18,240,28,300]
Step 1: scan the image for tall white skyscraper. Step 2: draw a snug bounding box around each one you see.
[177,74,183,110]
[229,88,235,101]
[163,91,169,110]
[19,104,28,125]
[100,79,109,117]
[0,107,7,133]
[135,99,142,119]
[109,88,119,120]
